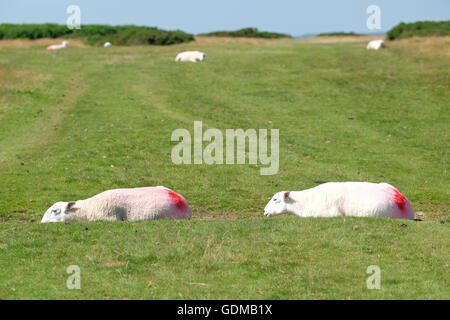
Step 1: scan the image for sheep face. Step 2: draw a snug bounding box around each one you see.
[41,201,75,223]
[264,191,291,217]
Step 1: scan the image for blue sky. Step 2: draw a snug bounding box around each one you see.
[0,0,449,36]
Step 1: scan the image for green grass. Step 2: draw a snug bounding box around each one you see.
[0,37,448,299]
[1,217,449,299]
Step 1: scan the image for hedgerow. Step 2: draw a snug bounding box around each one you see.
[0,24,194,45]
[387,21,450,40]
[199,27,291,39]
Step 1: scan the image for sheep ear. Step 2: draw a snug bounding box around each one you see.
[283,192,291,200]
[67,201,77,211]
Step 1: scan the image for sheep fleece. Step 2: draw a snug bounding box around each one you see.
[68,187,191,221]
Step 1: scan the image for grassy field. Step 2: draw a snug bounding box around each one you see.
[0,36,449,299]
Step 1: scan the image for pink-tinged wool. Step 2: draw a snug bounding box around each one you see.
[66,187,192,222]
[389,187,413,219]
[166,189,190,218]
[47,41,68,50]
[47,45,64,50]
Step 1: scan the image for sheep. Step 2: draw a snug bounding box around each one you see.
[264,182,415,220]
[366,40,385,50]
[47,41,69,51]
[41,186,192,223]
[104,42,112,47]
[175,51,206,62]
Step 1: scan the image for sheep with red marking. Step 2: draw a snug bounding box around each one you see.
[264,182,414,220]
[41,186,192,223]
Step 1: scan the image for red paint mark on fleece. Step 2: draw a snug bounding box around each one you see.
[167,189,189,212]
[392,188,407,213]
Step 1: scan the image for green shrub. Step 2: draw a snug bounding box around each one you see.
[387,20,450,40]
[317,32,361,37]
[0,24,194,46]
[199,27,291,39]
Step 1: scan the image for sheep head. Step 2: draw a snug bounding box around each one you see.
[264,191,292,217]
[41,201,77,223]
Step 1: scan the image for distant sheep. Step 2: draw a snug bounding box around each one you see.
[47,41,69,50]
[175,51,206,62]
[367,40,385,50]
[104,42,112,47]
[264,182,414,220]
[41,186,192,223]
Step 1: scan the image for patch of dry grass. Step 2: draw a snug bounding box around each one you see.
[299,35,383,43]
[388,36,450,59]
[101,261,127,267]
[0,65,51,91]
[0,38,87,50]
[195,35,293,45]
[195,35,384,45]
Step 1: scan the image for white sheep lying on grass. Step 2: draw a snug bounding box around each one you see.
[264,182,414,220]
[47,41,69,50]
[41,186,192,223]
[367,40,385,50]
[175,51,206,62]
